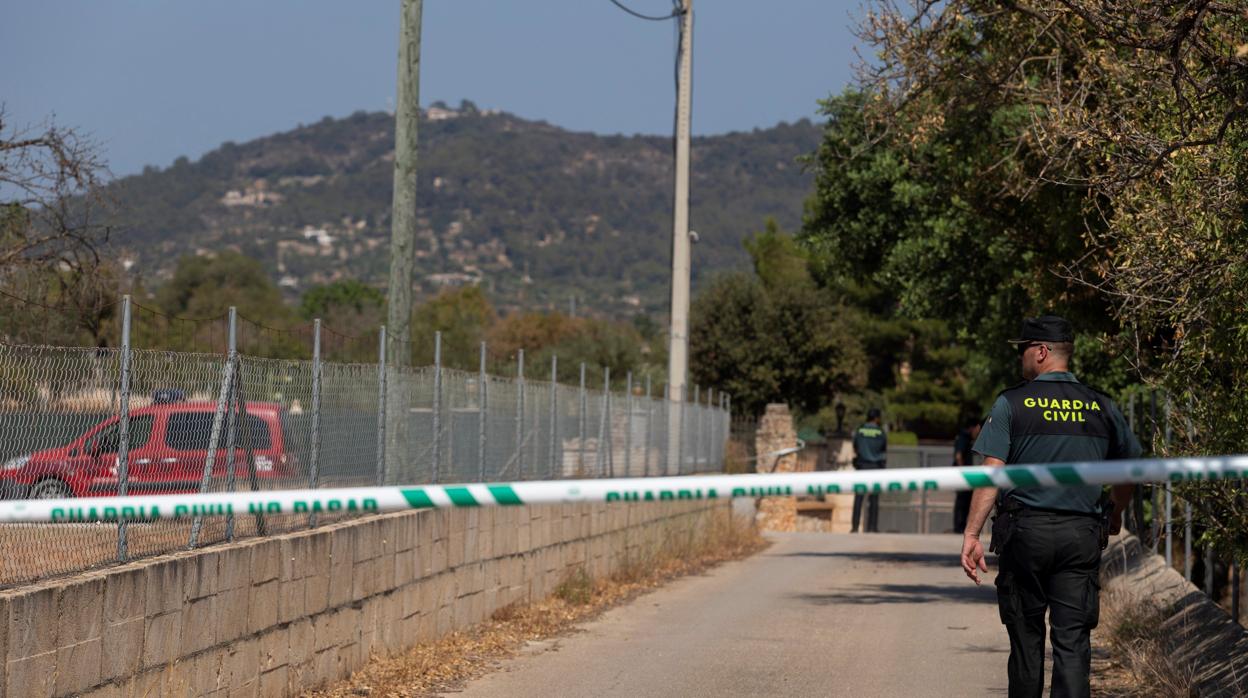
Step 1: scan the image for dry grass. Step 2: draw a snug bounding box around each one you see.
[304,512,767,697]
[1091,587,1197,697]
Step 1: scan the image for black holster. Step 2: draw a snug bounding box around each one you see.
[1097,490,1113,550]
[988,495,1022,555]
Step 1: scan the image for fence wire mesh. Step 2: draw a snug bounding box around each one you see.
[0,308,730,588]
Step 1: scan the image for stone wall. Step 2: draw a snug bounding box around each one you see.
[1102,533,1248,696]
[754,404,798,531]
[0,499,728,697]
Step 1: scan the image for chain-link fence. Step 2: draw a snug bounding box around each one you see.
[0,298,731,588]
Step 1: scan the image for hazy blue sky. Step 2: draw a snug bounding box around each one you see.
[2,1,864,176]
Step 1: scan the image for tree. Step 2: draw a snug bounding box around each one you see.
[1,110,118,347]
[847,0,1248,561]
[409,286,496,369]
[690,269,867,418]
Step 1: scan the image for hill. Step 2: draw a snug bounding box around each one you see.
[107,103,819,316]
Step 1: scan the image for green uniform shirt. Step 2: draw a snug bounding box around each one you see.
[973,371,1141,513]
[852,421,887,466]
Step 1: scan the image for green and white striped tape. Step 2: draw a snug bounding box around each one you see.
[0,454,1244,523]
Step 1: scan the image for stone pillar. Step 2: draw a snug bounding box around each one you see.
[754,404,797,531]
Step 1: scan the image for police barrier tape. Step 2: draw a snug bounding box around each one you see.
[1,454,1245,523]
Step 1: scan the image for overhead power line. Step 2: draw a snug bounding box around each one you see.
[607,0,681,21]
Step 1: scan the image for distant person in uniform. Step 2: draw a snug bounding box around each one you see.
[851,408,887,533]
[961,316,1140,698]
[952,416,983,534]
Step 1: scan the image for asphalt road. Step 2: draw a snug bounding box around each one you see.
[450,532,1010,697]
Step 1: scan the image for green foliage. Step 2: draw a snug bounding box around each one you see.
[300,279,385,319]
[409,286,496,369]
[689,268,866,419]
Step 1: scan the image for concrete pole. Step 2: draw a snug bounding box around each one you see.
[385,0,423,482]
[666,0,694,473]
[386,0,423,357]
[116,296,133,561]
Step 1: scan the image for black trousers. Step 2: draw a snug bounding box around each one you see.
[996,510,1101,698]
[851,461,884,532]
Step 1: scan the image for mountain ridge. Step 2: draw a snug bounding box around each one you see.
[107,105,820,316]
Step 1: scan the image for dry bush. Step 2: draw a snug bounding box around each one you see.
[1099,587,1197,698]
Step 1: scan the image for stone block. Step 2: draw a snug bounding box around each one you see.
[221,636,260,690]
[7,650,56,698]
[350,557,376,602]
[79,679,126,698]
[375,552,397,594]
[184,551,220,601]
[393,549,416,588]
[247,580,280,635]
[304,570,329,617]
[377,517,397,555]
[277,577,306,625]
[392,515,416,552]
[448,531,465,569]
[311,648,337,686]
[188,648,225,694]
[142,610,182,669]
[258,625,289,672]
[249,540,281,586]
[99,617,143,682]
[143,559,184,617]
[352,524,379,563]
[215,587,250,645]
[217,546,251,591]
[305,531,332,579]
[103,566,147,624]
[6,585,57,661]
[335,643,359,677]
[287,618,314,666]
[228,678,259,698]
[259,666,288,698]
[179,596,217,656]
[430,534,449,574]
[130,666,170,698]
[329,530,353,573]
[287,661,312,694]
[327,559,352,608]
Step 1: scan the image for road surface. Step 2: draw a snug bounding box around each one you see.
[450,532,1010,697]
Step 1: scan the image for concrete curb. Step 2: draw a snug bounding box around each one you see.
[1101,533,1248,697]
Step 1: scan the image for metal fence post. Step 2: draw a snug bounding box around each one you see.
[190,307,237,549]
[1205,543,1215,596]
[643,375,653,477]
[1184,502,1194,582]
[433,331,442,483]
[478,341,487,482]
[223,312,244,541]
[308,319,323,527]
[603,367,612,477]
[1150,391,1160,553]
[515,349,525,480]
[678,385,687,475]
[578,363,587,476]
[693,385,701,471]
[376,326,387,486]
[1164,397,1173,568]
[115,295,133,561]
[624,372,633,476]
[549,355,558,481]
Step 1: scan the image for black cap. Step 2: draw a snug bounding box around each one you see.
[866,407,881,420]
[1008,315,1074,344]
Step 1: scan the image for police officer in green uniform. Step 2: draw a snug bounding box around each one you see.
[960,316,1140,698]
[851,408,887,533]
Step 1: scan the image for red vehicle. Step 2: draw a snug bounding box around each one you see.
[0,401,297,499]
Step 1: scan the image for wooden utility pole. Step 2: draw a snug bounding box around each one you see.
[667,0,693,472]
[385,0,423,483]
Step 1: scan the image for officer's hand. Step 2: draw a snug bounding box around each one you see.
[961,535,988,585]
